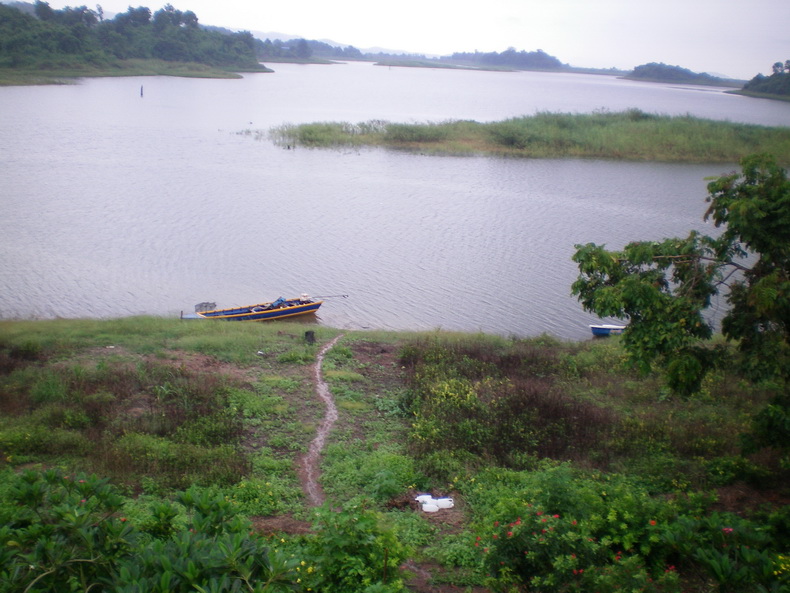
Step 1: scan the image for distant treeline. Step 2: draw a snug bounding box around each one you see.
[255,38,566,71]
[444,48,564,70]
[742,60,790,96]
[256,38,364,60]
[625,62,729,85]
[0,1,262,69]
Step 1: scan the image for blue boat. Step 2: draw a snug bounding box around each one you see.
[182,295,322,321]
[590,324,626,337]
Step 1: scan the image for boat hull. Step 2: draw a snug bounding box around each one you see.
[187,299,322,321]
[590,324,626,337]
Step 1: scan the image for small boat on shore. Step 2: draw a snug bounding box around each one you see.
[182,295,322,321]
[590,324,627,337]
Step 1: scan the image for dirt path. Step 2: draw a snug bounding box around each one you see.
[299,334,344,506]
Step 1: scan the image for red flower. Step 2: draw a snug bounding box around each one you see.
[553,514,560,519]
[507,531,513,537]
[649,520,657,526]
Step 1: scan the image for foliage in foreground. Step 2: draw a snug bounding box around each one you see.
[1,317,788,591]
[468,464,788,593]
[0,468,406,593]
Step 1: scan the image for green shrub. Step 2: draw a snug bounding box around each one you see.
[305,504,408,593]
[113,432,248,488]
[0,423,92,456]
[322,444,421,503]
[227,476,303,516]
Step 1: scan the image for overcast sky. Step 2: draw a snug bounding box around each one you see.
[48,0,788,79]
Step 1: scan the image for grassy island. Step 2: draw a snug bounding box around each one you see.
[265,110,790,164]
[1,317,787,592]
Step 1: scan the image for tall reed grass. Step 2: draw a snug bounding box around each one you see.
[268,109,790,163]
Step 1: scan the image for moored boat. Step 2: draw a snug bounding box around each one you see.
[590,324,627,337]
[182,295,322,321]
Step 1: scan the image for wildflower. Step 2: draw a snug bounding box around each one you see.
[722,527,734,534]
[649,520,657,526]
[553,514,560,519]
[507,531,513,537]
[120,517,127,522]
[572,520,577,525]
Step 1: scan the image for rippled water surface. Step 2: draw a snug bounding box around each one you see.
[2,63,789,339]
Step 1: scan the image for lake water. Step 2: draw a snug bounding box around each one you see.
[2,62,790,340]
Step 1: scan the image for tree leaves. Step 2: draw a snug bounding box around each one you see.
[572,153,790,396]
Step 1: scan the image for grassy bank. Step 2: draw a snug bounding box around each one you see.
[0,59,272,86]
[1,317,788,591]
[264,110,790,164]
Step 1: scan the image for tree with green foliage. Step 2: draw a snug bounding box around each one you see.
[572,152,790,460]
[572,153,789,395]
[0,2,262,70]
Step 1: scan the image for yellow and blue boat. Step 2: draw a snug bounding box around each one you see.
[182,295,322,321]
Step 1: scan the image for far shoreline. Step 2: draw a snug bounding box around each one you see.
[0,59,273,86]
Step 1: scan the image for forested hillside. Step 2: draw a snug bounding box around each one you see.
[742,60,790,97]
[0,2,264,70]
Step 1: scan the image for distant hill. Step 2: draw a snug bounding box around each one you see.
[625,62,739,87]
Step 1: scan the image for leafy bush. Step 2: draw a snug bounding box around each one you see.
[0,470,301,592]
[305,504,408,593]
